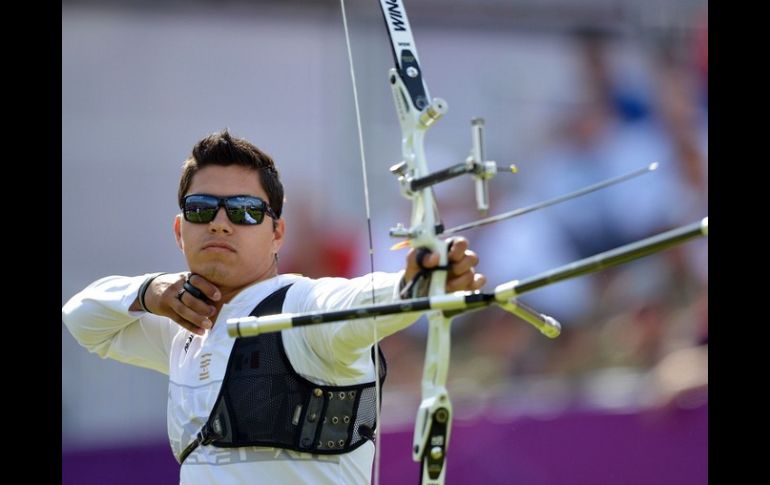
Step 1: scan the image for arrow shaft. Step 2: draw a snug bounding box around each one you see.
[228,218,708,337]
[496,217,708,299]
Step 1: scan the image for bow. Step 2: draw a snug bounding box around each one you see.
[227,2,708,484]
[377,1,456,482]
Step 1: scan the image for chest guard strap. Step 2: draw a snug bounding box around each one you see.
[179,284,386,462]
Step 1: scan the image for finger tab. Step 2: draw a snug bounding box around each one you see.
[183,281,206,300]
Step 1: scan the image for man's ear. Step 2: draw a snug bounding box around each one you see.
[174,214,184,251]
[272,218,286,256]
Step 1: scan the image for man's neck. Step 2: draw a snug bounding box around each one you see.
[211,271,280,317]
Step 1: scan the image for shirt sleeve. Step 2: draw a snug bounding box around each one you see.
[62,275,179,375]
[288,272,422,374]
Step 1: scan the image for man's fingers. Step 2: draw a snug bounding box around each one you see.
[472,272,487,290]
[145,272,218,335]
[408,237,469,270]
[175,292,214,332]
[448,250,479,277]
[188,274,221,302]
[446,271,475,293]
[446,270,487,292]
[420,237,472,268]
[447,237,469,262]
[166,309,206,335]
[404,237,485,293]
[179,288,217,318]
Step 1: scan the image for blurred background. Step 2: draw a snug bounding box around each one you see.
[62,0,707,483]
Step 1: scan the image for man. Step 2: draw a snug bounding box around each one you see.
[62,130,485,484]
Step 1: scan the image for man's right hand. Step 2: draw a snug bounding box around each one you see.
[133,272,221,335]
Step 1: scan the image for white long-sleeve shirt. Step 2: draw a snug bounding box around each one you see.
[62,272,416,485]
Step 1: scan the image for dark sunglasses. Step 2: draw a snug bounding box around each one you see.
[181,194,277,225]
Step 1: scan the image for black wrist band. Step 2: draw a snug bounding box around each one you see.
[138,272,167,313]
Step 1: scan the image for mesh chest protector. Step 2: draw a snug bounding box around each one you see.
[179,284,387,462]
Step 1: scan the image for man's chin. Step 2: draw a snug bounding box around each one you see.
[189,265,231,285]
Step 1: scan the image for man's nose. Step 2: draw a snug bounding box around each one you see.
[208,207,233,233]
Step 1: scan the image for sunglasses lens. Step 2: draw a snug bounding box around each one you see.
[184,195,219,223]
[226,196,265,225]
[183,195,271,225]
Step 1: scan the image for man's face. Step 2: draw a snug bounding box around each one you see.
[174,165,285,290]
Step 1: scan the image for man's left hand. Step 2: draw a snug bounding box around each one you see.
[403,236,486,293]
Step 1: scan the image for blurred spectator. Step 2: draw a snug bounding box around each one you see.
[279,193,361,278]
[445,18,708,403]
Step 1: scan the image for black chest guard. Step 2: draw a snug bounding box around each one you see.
[180,284,387,462]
